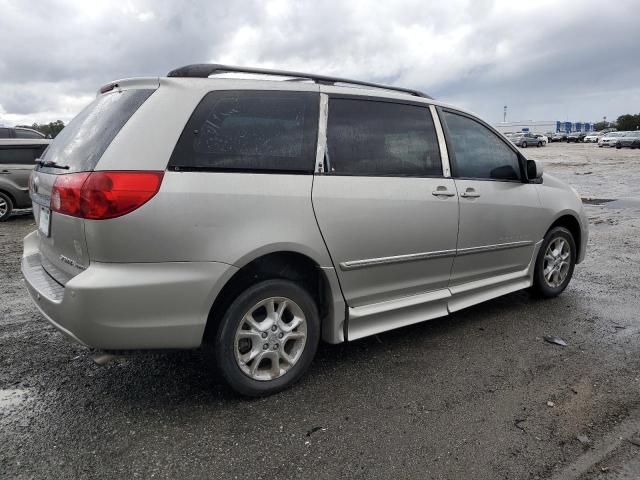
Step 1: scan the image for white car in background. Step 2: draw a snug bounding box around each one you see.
[584,132,602,143]
[535,134,548,145]
[598,132,625,147]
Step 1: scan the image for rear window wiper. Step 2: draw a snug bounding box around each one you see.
[35,159,70,170]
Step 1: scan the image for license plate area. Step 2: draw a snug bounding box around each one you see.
[39,207,51,237]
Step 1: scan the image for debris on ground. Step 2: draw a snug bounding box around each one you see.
[576,435,591,445]
[547,401,555,407]
[628,434,640,447]
[543,335,568,347]
[306,426,323,437]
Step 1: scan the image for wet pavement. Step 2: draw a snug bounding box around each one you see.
[1,142,639,479]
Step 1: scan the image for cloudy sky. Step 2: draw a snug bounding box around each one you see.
[1,0,639,127]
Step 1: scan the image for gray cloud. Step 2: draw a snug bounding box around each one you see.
[1,0,639,126]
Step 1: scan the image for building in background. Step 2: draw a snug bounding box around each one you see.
[494,120,594,135]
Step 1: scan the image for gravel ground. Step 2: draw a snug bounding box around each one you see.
[1,143,639,479]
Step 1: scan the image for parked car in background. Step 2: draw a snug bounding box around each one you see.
[535,134,548,145]
[0,138,50,221]
[583,132,602,143]
[566,132,586,143]
[615,132,640,149]
[551,132,567,142]
[0,126,48,139]
[21,64,588,396]
[599,131,625,147]
[507,132,543,148]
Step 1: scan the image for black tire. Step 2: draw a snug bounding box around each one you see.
[214,279,320,397]
[521,141,527,148]
[0,192,13,222]
[615,143,622,149]
[537,142,542,147]
[532,226,576,298]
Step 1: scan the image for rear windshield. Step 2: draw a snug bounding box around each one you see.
[39,89,154,173]
[168,90,319,173]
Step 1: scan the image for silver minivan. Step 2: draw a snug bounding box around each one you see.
[22,64,588,396]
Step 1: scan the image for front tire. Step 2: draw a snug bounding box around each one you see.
[521,141,528,148]
[214,279,320,397]
[0,192,13,222]
[537,142,542,147]
[532,226,576,298]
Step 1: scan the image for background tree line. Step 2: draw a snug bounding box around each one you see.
[595,113,640,131]
[16,120,65,138]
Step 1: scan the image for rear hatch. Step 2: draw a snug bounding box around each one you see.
[31,83,157,284]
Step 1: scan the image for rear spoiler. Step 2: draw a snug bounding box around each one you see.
[96,77,160,96]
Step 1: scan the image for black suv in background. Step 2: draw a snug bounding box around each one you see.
[0,137,50,220]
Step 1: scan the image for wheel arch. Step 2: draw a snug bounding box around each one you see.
[203,249,344,345]
[547,214,582,260]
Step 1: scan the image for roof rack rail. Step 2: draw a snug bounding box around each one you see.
[167,64,432,99]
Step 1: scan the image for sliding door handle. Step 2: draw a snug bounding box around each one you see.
[460,188,481,198]
[432,186,456,197]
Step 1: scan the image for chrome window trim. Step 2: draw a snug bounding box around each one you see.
[314,93,329,173]
[430,105,451,178]
[339,240,534,271]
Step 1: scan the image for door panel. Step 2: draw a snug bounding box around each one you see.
[439,109,546,286]
[450,179,543,285]
[313,176,459,306]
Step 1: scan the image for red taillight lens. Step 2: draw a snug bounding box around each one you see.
[51,172,90,217]
[51,171,164,220]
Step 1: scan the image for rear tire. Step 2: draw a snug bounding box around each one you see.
[214,279,320,397]
[0,192,13,222]
[532,226,576,298]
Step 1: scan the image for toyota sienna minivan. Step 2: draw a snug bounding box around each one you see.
[22,64,588,396]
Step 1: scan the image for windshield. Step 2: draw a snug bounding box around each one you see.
[39,89,154,173]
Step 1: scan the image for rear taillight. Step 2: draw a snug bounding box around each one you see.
[51,171,164,220]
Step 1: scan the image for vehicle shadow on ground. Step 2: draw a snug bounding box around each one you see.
[83,287,567,409]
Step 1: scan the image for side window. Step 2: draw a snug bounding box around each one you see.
[326,99,441,176]
[443,111,521,181]
[169,91,319,173]
[0,146,45,165]
[15,129,44,139]
[0,128,12,138]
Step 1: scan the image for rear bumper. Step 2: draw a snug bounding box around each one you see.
[21,231,237,350]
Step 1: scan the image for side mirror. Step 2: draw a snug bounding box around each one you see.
[526,159,543,180]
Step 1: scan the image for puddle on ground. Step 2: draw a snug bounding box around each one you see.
[583,197,640,210]
[0,389,28,411]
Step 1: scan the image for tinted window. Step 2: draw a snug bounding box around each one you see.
[327,99,441,176]
[15,129,44,139]
[0,128,12,138]
[443,111,521,181]
[0,145,47,165]
[40,89,154,173]
[169,91,319,173]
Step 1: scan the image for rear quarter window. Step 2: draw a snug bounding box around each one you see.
[169,90,319,173]
[40,89,154,173]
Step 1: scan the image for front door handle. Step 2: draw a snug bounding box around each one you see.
[460,188,481,198]
[432,186,456,197]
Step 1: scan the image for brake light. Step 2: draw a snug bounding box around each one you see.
[51,171,164,220]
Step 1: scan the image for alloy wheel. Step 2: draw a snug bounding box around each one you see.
[543,238,571,288]
[234,297,307,381]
